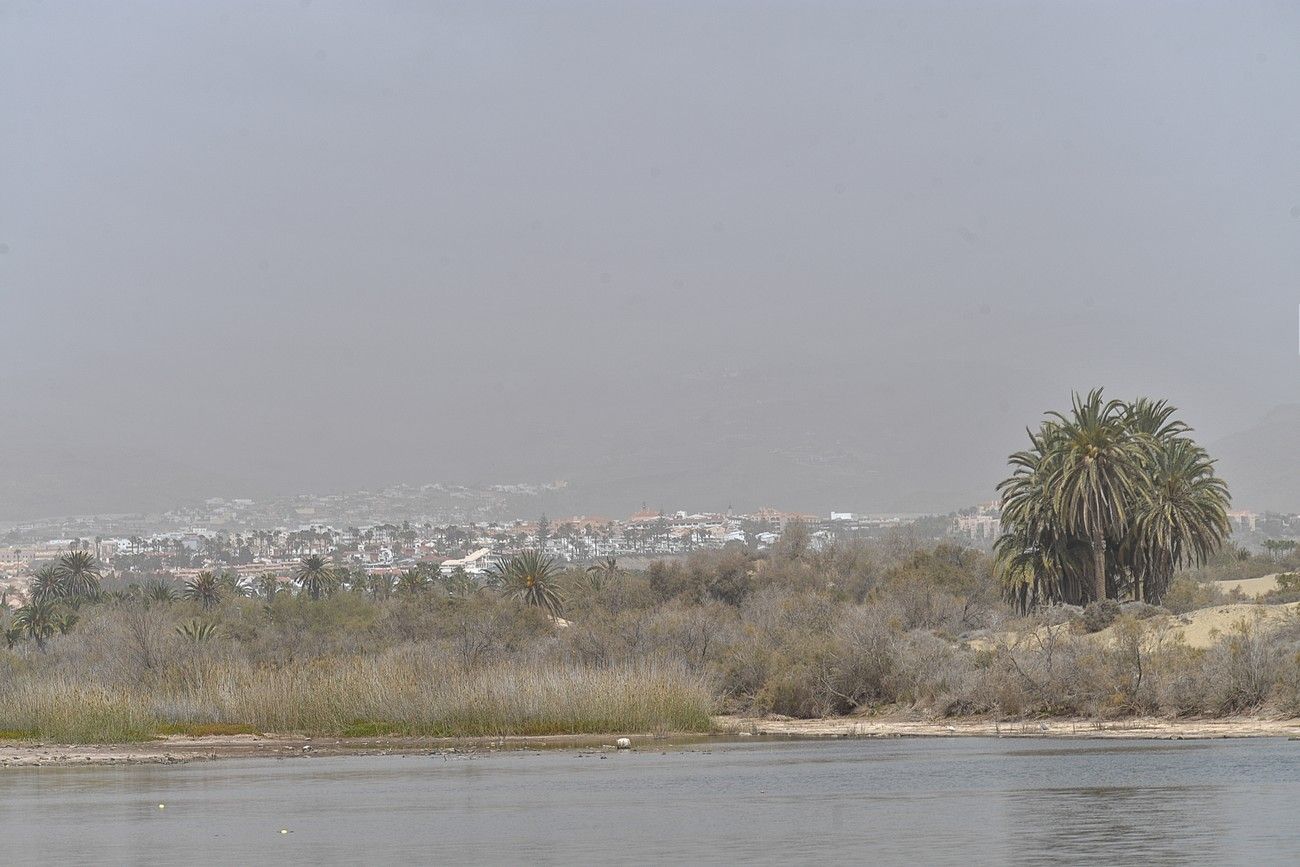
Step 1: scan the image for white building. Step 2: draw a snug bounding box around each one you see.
[438,547,494,575]
[955,514,1001,542]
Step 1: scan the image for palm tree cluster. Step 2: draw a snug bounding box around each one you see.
[996,390,1231,611]
[9,552,103,650]
[5,546,589,655]
[29,551,104,605]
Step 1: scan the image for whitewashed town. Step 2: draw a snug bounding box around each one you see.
[1,485,1293,600]
[0,500,932,595]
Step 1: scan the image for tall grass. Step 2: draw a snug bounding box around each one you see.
[0,649,714,742]
[0,677,158,742]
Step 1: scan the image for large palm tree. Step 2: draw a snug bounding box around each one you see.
[367,571,394,601]
[294,555,337,601]
[344,568,371,595]
[55,551,103,599]
[218,571,251,599]
[442,566,480,599]
[395,568,429,596]
[996,419,1100,608]
[1043,390,1151,602]
[1129,437,1231,602]
[257,572,280,601]
[184,571,222,610]
[28,565,63,604]
[488,550,564,616]
[13,601,59,651]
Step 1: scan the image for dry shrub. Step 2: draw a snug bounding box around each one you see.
[1149,641,1212,716]
[1162,576,1227,615]
[1272,649,1300,715]
[1201,618,1280,714]
[1079,600,1123,634]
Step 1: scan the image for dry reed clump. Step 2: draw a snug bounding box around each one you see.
[0,647,713,742]
[0,676,158,742]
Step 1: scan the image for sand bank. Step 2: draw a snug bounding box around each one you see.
[716,715,1300,740]
[2,715,1297,767]
[0,732,688,767]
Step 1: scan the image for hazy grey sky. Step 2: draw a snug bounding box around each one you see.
[2,1,1298,519]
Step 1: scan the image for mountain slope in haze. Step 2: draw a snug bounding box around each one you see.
[1211,405,1300,513]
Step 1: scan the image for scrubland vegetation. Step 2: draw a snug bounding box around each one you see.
[2,532,1299,743]
[2,391,1294,743]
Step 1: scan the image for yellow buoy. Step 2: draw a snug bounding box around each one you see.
[158,804,165,810]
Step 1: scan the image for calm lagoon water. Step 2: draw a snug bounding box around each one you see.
[2,737,1298,865]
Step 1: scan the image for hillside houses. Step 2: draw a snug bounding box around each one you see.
[15,499,1284,598]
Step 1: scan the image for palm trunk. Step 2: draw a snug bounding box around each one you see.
[1091,526,1107,603]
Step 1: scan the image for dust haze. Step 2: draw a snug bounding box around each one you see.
[2,1,1298,520]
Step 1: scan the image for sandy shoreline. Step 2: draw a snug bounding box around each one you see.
[716,715,1300,740]
[0,732,639,768]
[1,715,1297,767]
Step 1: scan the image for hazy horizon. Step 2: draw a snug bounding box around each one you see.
[3,1,1299,522]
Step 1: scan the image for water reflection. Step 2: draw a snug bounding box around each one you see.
[0,738,1295,865]
[1004,785,1228,866]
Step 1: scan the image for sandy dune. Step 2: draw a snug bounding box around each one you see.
[1215,574,1283,597]
[1160,600,1300,648]
[971,598,1300,653]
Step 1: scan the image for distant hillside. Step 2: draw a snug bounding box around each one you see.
[1211,405,1300,513]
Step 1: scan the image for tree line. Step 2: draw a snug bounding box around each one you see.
[4,548,578,652]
